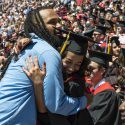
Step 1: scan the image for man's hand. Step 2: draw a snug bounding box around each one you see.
[22,56,46,84]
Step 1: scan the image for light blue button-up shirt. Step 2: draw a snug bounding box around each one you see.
[0,33,87,125]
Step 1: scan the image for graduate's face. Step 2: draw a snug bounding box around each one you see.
[92,31,101,42]
[88,61,104,85]
[62,51,84,75]
[39,9,58,35]
[105,13,112,20]
[112,43,121,57]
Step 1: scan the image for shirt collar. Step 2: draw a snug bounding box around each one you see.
[94,79,106,90]
[29,33,45,43]
[29,33,41,40]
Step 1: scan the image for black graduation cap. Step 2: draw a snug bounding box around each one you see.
[89,14,97,20]
[99,8,105,13]
[110,36,120,46]
[98,18,115,29]
[116,21,125,27]
[94,25,107,35]
[54,27,94,55]
[106,9,114,14]
[92,0,103,4]
[98,18,105,25]
[83,16,88,21]
[106,20,115,28]
[88,50,112,68]
[67,38,88,55]
[84,28,95,38]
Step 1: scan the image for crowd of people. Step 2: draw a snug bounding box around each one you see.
[0,0,125,125]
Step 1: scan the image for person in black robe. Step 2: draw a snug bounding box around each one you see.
[87,50,122,125]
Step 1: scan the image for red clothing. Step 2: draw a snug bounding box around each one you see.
[100,42,107,48]
[93,82,115,95]
[76,0,83,6]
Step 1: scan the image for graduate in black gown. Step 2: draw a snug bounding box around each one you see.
[87,50,122,125]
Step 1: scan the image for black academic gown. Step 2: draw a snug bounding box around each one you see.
[88,82,122,125]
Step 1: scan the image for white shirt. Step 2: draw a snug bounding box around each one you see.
[94,79,106,90]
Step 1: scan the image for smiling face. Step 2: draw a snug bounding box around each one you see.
[112,42,121,57]
[62,51,84,75]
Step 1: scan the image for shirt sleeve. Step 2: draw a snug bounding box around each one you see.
[38,50,87,116]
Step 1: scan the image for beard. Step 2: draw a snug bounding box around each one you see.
[42,26,61,49]
[50,29,61,47]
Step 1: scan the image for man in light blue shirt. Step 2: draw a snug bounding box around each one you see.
[0,6,87,125]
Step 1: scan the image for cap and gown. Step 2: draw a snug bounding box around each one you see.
[62,31,94,125]
[92,25,108,52]
[88,50,122,125]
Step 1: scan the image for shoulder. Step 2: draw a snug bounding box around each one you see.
[32,38,60,57]
[93,90,118,103]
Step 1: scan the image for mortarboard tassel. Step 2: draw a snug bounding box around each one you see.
[113,24,116,33]
[60,31,71,55]
[107,37,111,54]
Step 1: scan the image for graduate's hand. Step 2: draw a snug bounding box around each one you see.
[119,101,125,123]
[22,56,46,85]
[23,56,47,113]
[14,38,31,54]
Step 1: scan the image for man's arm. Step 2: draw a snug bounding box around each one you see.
[39,50,87,116]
